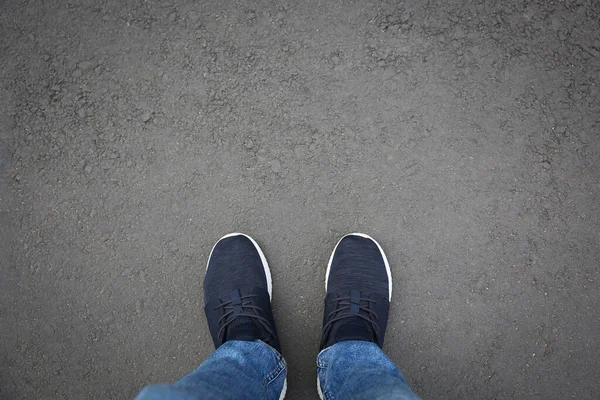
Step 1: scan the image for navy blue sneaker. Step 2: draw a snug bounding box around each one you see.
[203,233,281,352]
[320,233,392,350]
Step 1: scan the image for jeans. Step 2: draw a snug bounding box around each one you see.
[136,340,419,400]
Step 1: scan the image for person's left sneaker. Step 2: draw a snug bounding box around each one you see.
[203,233,281,352]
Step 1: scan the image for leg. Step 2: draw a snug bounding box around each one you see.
[136,233,286,400]
[317,341,417,400]
[318,233,420,399]
[137,340,286,400]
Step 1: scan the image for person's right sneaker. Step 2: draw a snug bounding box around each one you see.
[320,233,392,350]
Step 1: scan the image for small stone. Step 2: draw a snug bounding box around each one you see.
[43,325,55,336]
[244,138,255,149]
[557,30,567,41]
[20,343,29,354]
[126,160,134,167]
[43,54,50,61]
[475,276,486,291]
[84,164,93,174]
[78,61,94,70]
[270,159,282,174]
[141,111,152,123]
[541,170,551,180]
[73,69,82,78]
[541,162,551,170]
[78,107,87,119]
[13,174,21,183]
[331,55,341,65]
[168,12,178,22]
[168,242,179,253]
[555,126,567,134]
[152,250,163,261]
[102,312,114,324]
[247,11,256,20]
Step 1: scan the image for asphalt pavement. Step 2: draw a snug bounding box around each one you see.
[1,1,599,398]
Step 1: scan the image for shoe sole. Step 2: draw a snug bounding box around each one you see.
[206,232,273,300]
[324,232,392,301]
[317,375,324,400]
[279,378,287,400]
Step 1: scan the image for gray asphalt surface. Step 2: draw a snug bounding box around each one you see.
[1,0,599,399]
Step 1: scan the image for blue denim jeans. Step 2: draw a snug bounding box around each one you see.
[136,340,419,400]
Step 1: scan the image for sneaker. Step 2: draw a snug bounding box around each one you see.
[320,233,392,350]
[203,233,281,352]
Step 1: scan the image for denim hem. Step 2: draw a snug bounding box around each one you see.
[264,353,286,385]
[317,345,331,368]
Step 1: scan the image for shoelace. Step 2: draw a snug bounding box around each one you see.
[322,292,380,344]
[214,293,275,344]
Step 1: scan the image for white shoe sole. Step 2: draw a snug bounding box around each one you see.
[206,232,273,300]
[317,375,324,400]
[324,232,392,301]
[279,378,287,400]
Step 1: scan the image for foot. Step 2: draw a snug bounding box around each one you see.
[204,233,281,352]
[320,233,392,350]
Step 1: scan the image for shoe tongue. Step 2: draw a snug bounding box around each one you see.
[225,316,261,342]
[327,317,375,347]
